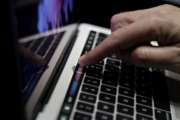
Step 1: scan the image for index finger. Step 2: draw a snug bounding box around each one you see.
[79,18,158,66]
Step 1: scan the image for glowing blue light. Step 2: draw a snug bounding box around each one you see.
[37,0,74,32]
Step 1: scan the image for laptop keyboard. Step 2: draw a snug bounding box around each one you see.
[59,31,172,120]
[21,31,65,101]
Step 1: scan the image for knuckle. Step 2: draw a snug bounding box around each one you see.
[162,4,176,10]
[147,16,166,36]
[111,14,120,25]
[148,16,173,38]
[154,4,178,17]
[149,16,164,25]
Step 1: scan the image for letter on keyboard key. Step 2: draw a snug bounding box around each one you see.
[136,104,153,116]
[119,79,135,89]
[105,64,120,73]
[119,87,134,98]
[79,93,96,103]
[86,65,103,78]
[76,102,94,113]
[101,85,116,95]
[99,93,115,104]
[74,112,91,120]
[96,111,113,120]
[97,102,114,113]
[118,95,134,106]
[106,58,120,66]
[84,77,100,87]
[117,104,134,116]
[82,84,98,95]
[136,96,152,107]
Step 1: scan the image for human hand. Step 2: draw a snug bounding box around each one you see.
[80,4,180,74]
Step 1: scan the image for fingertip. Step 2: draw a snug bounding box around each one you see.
[79,55,88,67]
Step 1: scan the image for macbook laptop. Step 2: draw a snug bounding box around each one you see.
[19,22,180,120]
[8,0,180,120]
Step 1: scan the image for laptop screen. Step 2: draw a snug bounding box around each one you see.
[18,0,75,103]
[37,0,74,32]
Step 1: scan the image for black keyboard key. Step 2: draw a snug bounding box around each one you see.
[101,85,116,95]
[102,71,118,87]
[136,68,152,82]
[136,96,152,107]
[99,93,115,104]
[97,102,114,113]
[136,104,153,116]
[119,87,134,98]
[136,87,152,98]
[120,74,135,82]
[136,79,151,88]
[117,104,134,116]
[96,111,113,120]
[79,93,96,103]
[96,33,107,46]
[119,79,135,89]
[136,73,152,83]
[106,58,120,67]
[103,69,118,75]
[136,67,151,80]
[102,79,117,87]
[152,71,170,111]
[103,70,119,80]
[116,114,133,120]
[136,114,153,120]
[76,102,94,113]
[105,64,120,73]
[121,62,135,75]
[98,33,107,40]
[118,95,134,106]
[155,109,172,120]
[84,77,100,87]
[82,84,98,95]
[74,112,91,120]
[86,64,103,78]
[87,64,103,73]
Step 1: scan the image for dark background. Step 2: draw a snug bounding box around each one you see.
[15,0,165,38]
